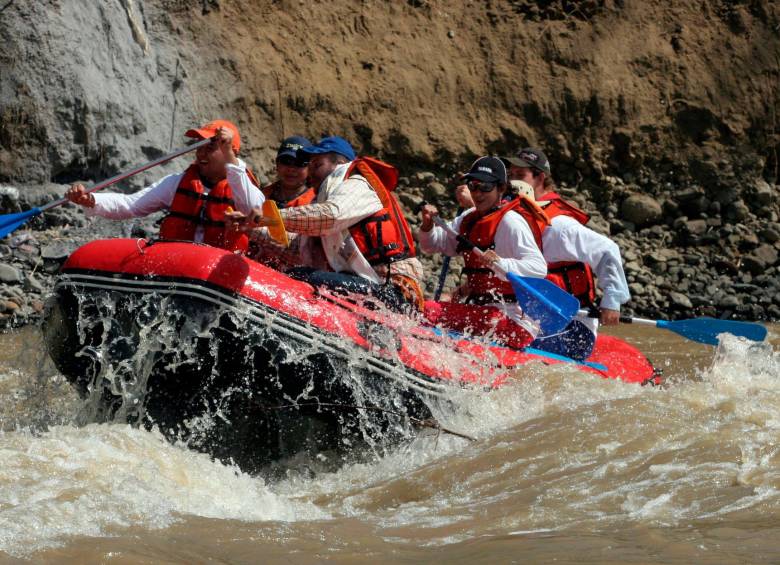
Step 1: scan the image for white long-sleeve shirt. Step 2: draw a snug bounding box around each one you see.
[417,208,548,280]
[87,160,264,242]
[417,208,546,338]
[541,215,630,311]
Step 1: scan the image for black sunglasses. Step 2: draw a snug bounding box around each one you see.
[277,156,308,168]
[467,179,498,193]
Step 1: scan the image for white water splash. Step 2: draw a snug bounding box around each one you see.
[0,424,324,556]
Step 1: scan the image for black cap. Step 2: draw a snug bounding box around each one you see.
[504,147,551,175]
[463,156,508,184]
[276,135,311,159]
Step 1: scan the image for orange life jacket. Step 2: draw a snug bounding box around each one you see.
[459,196,549,304]
[538,192,597,307]
[159,164,259,252]
[261,181,317,209]
[345,157,416,266]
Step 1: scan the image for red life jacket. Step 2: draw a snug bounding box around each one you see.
[159,164,259,252]
[538,192,597,307]
[459,196,549,304]
[345,157,416,266]
[261,181,317,209]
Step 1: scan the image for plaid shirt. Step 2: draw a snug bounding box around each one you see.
[279,167,424,286]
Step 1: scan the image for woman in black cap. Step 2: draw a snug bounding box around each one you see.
[417,156,549,349]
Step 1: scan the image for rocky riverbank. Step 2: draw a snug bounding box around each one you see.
[400,165,780,323]
[1,153,778,330]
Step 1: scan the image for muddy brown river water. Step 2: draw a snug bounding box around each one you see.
[0,322,778,564]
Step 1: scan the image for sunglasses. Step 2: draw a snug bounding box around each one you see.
[277,156,308,168]
[467,179,498,193]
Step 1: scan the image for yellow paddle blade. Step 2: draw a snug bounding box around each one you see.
[262,200,289,247]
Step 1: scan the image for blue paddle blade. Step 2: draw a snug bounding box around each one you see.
[0,208,42,239]
[657,317,767,346]
[507,273,580,336]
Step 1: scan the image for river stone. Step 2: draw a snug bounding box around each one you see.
[753,179,775,206]
[685,219,708,235]
[759,227,780,244]
[620,194,662,227]
[41,242,76,261]
[399,193,424,211]
[628,282,645,295]
[0,264,23,284]
[23,275,44,293]
[727,200,750,222]
[589,216,611,236]
[668,291,693,309]
[423,181,447,201]
[718,294,741,308]
[644,252,667,265]
[742,244,779,275]
[413,171,436,183]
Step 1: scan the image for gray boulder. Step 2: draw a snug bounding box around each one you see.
[0,263,22,284]
[621,193,662,227]
[668,291,693,309]
[753,179,775,206]
[741,244,779,275]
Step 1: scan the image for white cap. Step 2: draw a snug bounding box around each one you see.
[510,180,535,200]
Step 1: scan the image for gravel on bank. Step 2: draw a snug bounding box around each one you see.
[1,163,778,330]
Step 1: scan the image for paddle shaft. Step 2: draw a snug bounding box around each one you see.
[39,138,211,213]
[433,208,463,300]
[578,309,654,326]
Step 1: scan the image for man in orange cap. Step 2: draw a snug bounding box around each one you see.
[65,120,264,250]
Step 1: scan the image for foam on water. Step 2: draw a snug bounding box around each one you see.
[0,424,325,556]
[270,332,780,545]
[3,313,778,556]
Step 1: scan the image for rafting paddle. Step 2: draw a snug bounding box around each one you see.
[261,200,289,247]
[433,206,464,301]
[431,216,579,335]
[579,309,768,346]
[0,138,212,239]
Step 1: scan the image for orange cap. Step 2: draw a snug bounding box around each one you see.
[185,119,241,152]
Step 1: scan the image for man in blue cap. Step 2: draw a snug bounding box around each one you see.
[233,135,424,312]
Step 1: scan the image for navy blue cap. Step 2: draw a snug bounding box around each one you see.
[298,136,356,161]
[277,135,311,159]
[464,156,508,184]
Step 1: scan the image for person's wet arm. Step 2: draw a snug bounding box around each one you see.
[86,173,183,219]
[280,176,382,235]
[491,212,547,279]
[226,158,265,214]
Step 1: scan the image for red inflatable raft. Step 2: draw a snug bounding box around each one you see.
[43,239,660,471]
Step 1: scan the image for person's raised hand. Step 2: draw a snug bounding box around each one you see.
[65,183,96,208]
[213,127,238,164]
[419,203,439,232]
[224,208,248,232]
[454,184,474,209]
[226,206,273,233]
